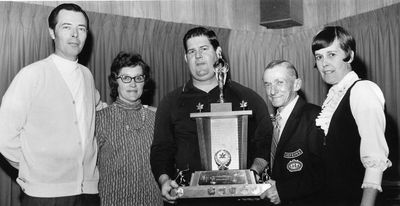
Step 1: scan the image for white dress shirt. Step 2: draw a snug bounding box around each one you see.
[277,95,299,140]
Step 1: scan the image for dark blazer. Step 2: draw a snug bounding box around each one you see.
[255,97,325,205]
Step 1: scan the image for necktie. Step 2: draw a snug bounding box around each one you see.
[270,112,282,170]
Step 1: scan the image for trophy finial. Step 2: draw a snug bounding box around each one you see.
[213,58,229,103]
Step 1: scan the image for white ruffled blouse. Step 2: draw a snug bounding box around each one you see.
[316,71,391,191]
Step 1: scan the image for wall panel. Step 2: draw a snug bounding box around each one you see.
[24,0,400,32]
[24,0,260,30]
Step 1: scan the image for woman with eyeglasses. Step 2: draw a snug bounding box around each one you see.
[95,52,162,206]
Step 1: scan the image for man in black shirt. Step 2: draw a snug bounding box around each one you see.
[150,27,270,205]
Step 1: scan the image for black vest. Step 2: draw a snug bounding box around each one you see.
[324,81,364,203]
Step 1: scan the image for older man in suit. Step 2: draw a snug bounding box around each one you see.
[253,60,325,205]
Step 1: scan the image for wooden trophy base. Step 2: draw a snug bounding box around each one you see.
[173,169,271,199]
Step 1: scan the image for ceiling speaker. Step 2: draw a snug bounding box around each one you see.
[260,0,303,29]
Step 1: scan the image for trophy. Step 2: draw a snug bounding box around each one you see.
[172,58,270,199]
[214,58,228,103]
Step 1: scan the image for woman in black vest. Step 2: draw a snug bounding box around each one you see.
[311,26,391,206]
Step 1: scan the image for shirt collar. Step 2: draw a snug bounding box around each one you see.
[182,79,195,93]
[330,71,360,93]
[51,54,79,73]
[278,95,299,121]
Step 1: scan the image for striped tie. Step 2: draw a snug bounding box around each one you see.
[270,112,282,170]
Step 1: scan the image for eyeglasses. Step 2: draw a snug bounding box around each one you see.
[116,74,146,83]
[186,46,211,58]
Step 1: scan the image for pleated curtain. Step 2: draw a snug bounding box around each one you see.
[0,2,399,205]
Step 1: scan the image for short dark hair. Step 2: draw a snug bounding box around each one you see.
[311,26,355,61]
[183,27,220,53]
[48,3,89,30]
[265,60,299,79]
[108,52,151,102]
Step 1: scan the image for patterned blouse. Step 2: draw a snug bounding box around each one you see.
[96,98,163,206]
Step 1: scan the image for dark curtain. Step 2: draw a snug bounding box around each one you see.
[85,13,230,105]
[0,1,399,205]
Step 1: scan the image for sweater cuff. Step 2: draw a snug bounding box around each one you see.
[250,158,268,175]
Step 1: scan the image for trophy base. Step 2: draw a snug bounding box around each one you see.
[174,183,271,199]
[173,169,271,199]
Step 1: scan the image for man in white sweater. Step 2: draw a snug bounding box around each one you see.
[0,3,103,206]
